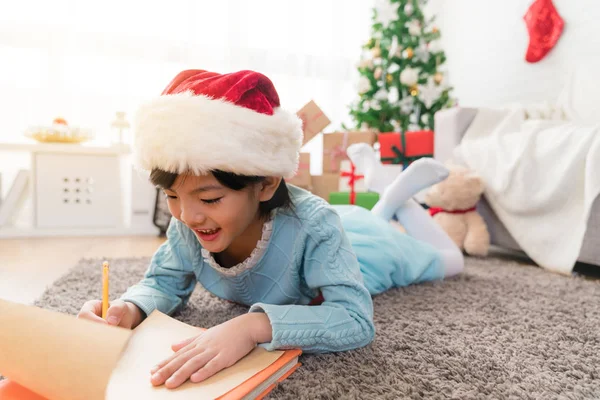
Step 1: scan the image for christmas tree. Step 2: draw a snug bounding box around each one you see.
[349,0,454,133]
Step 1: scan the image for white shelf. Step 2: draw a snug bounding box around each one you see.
[0,141,131,155]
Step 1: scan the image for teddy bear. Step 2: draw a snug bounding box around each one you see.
[423,164,490,257]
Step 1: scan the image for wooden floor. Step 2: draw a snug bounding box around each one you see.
[0,236,165,304]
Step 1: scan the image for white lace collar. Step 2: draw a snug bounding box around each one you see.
[201,211,275,277]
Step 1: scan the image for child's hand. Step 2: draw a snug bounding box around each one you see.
[77,299,143,329]
[150,313,269,389]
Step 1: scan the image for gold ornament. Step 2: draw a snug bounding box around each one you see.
[434,72,443,84]
[410,86,418,96]
[371,47,381,57]
[403,47,414,59]
[386,74,393,83]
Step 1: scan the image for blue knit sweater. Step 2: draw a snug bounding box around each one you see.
[121,185,443,353]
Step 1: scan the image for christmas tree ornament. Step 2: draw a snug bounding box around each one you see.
[386,74,393,84]
[391,119,401,132]
[421,113,430,125]
[371,47,382,58]
[523,0,564,63]
[362,101,371,112]
[400,67,419,86]
[389,36,401,58]
[404,3,414,16]
[375,0,400,27]
[358,76,372,94]
[406,20,422,36]
[414,42,430,62]
[432,27,439,34]
[388,86,400,104]
[434,72,444,84]
[399,96,415,114]
[374,88,389,101]
[403,47,414,59]
[410,86,419,96]
[388,63,400,74]
[418,77,441,108]
[374,67,383,79]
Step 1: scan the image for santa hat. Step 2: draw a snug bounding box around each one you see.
[133,69,303,178]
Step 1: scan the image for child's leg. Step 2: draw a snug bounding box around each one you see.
[370,158,464,278]
[394,199,464,277]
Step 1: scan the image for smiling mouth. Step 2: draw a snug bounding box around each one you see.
[196,228,220,235]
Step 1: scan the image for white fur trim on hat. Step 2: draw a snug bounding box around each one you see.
[133,91,303,178]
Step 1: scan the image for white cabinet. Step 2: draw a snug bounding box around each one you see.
[0,142,159,237]
[34,153,123,228]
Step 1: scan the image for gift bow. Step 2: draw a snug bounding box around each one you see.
[325,131,350,172]
[380,132,433,168]
[340,161,364,205]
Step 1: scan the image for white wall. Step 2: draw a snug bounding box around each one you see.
[430,0,600,107]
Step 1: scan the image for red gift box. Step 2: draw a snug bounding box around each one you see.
[379,130,434,167]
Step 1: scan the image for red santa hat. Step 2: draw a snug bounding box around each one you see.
[133,69,303,178]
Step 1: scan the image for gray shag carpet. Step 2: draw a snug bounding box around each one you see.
[32,255,600,400]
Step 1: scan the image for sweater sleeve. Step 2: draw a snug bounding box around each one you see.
[120,218,198,318]
[249,207,375,353]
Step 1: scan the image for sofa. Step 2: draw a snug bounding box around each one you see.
[433,107,600,267]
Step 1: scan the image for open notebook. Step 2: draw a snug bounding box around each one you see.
[0,299,301,400]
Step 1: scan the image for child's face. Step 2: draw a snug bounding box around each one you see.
[163,173,276,256]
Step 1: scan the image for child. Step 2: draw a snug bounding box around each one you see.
[77,69,463,389]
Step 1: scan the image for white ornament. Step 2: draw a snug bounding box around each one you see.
[388,63,400,74]
[404,3,414,16]
[414,42,430,62]
[358,76,371,94]
[388,86,399,104]
[428,39,442,53]
[391,119,401,131]
[361,101,371,112]
[399,96,415,114]
[408,113,420,131]
[371,100,382,111]
[389,36,401,58]
[400,67,419,86]
[375,0,399,27]
[374,88,389,101]
[406,20,421,36]
[373,57,383,66]
[418,77,442,108]
[421,113,429,125]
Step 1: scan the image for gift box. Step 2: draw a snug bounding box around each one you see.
[322,131,377,173]
[286,153,311,190]
[309,173,339,201]
[379,130,434,167]
[338,160,366,193]
[296,100,331,146]
[329,192,380,210]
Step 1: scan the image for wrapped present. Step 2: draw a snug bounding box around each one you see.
[329,192,380,210]
[286,153,311,190]
[310,173,339,201]
[338,160,365,205]
[322,131,377,173]
[296,100,331,146]
[379,130,434,167]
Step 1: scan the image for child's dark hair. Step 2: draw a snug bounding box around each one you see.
[150,169,293,219]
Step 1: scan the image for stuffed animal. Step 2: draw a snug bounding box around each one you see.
[424,164,490,257]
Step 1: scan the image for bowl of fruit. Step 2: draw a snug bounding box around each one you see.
[25,117,94,144]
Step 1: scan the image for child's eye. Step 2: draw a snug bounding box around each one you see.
[165,194,177,199]
[202,197,222,204]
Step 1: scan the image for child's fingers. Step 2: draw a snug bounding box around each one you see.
[151,349,197,387]
[165,351,212,388]
[77,300,108,324]
[171,335,197,352]
[190,355,226,384]
[106,300,127,326]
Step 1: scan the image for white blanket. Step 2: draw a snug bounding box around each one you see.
[455,108,600,274]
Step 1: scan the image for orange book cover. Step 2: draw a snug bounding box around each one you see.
[0,300,302,400]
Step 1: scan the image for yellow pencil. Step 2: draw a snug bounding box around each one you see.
[102,261,109,319]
